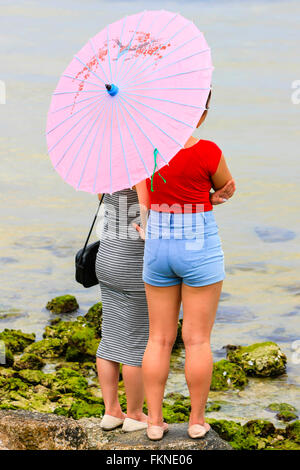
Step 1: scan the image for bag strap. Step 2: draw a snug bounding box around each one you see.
[79,194,105,263]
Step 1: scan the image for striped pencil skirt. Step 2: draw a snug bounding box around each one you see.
[95,190,149,367]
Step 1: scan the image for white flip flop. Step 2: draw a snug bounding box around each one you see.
[100,414,125,430]
[122,417,148,432]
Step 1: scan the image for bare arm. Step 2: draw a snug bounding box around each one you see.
[210,178,236,205]
[211,154,233,191]
[135,180,150,239]
[97,193,102,200]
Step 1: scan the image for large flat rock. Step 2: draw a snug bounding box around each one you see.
[0,410,232,451]
[94,422,233,450]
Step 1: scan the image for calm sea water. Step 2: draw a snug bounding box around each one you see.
[0,0,299,422]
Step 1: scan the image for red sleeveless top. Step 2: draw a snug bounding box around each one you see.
[146,139,222,213]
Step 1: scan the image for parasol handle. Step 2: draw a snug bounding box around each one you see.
[105,83,119,96]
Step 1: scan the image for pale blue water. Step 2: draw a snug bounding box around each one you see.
[0,0,299,421]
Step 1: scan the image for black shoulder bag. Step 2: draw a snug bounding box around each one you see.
[75,194,105,288]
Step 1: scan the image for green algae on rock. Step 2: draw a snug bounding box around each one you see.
[206,419,255,450]
[55,400,105,420]
[207,418,287,450]
[84,302,102,337]
[267,403,298,422]
[285,420,300,443]
[55,361,96,377]
[210,359,248,391]
[46,295,79,314]
[24,338,68,359]
[66,326,99,362]
[0,329,35,353]
[0,364,101,417]
[51,368,88,395]
[207,418,300,450]
[161,392,190,423]
[163,392,222,421]
[13,353,44,371]
[243,419,276,437]
[43,318,85,340]
[43,318,99,362]
[226,342,287,377]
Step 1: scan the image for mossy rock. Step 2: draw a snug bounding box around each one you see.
[270,439,300,450]
[207,419,267,450]
[64,400,105,419]
[66,325,99,362]
[84,302,102,337]
[46,295,79,314]
[285,420,300,443]
[43,318,99,362]
[54,391,105,419]
[55,361,96,377]
[0,364,101,416]
[16,370,54,387]
[13,353,44,371]
[207,418,298,450]
[0,329,35,353]
[0,367,16,379]
[162,402,189,424]
[226,342,287,377]
[1,385,55,414]
[51,367,88,395]
[43,318,85,340]
[1,376,29,393]
[210,359,248,391]
[243,419,276,438]
[205,401,222,413]
[163,395,222,419]
[267,403,298,422]
[24,338,68,359]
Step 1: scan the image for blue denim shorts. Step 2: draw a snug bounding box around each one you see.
[143,210,225,287]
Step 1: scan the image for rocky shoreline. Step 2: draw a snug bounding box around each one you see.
[0,295,299,450]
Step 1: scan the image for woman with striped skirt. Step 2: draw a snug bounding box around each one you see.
[95,188,149,432]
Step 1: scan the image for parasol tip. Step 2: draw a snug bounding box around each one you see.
[105,84,112,91]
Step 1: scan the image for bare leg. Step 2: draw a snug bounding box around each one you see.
[122,365,147,422]
[96,357,125,419]
[181,281,223,426]
[142,283,181,426]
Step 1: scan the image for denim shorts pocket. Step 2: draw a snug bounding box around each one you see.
[144,238,160,266]
[178,238,206,268]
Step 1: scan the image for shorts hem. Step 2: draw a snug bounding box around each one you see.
[183,274,226,287]
[143,275,182,287]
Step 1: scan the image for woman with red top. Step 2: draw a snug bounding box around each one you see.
[136,90,236,440]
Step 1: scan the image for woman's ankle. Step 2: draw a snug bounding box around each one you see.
[126,411,147,422]
[105,407,125,419]
[189,415,206,426]
[148,416,164,426]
